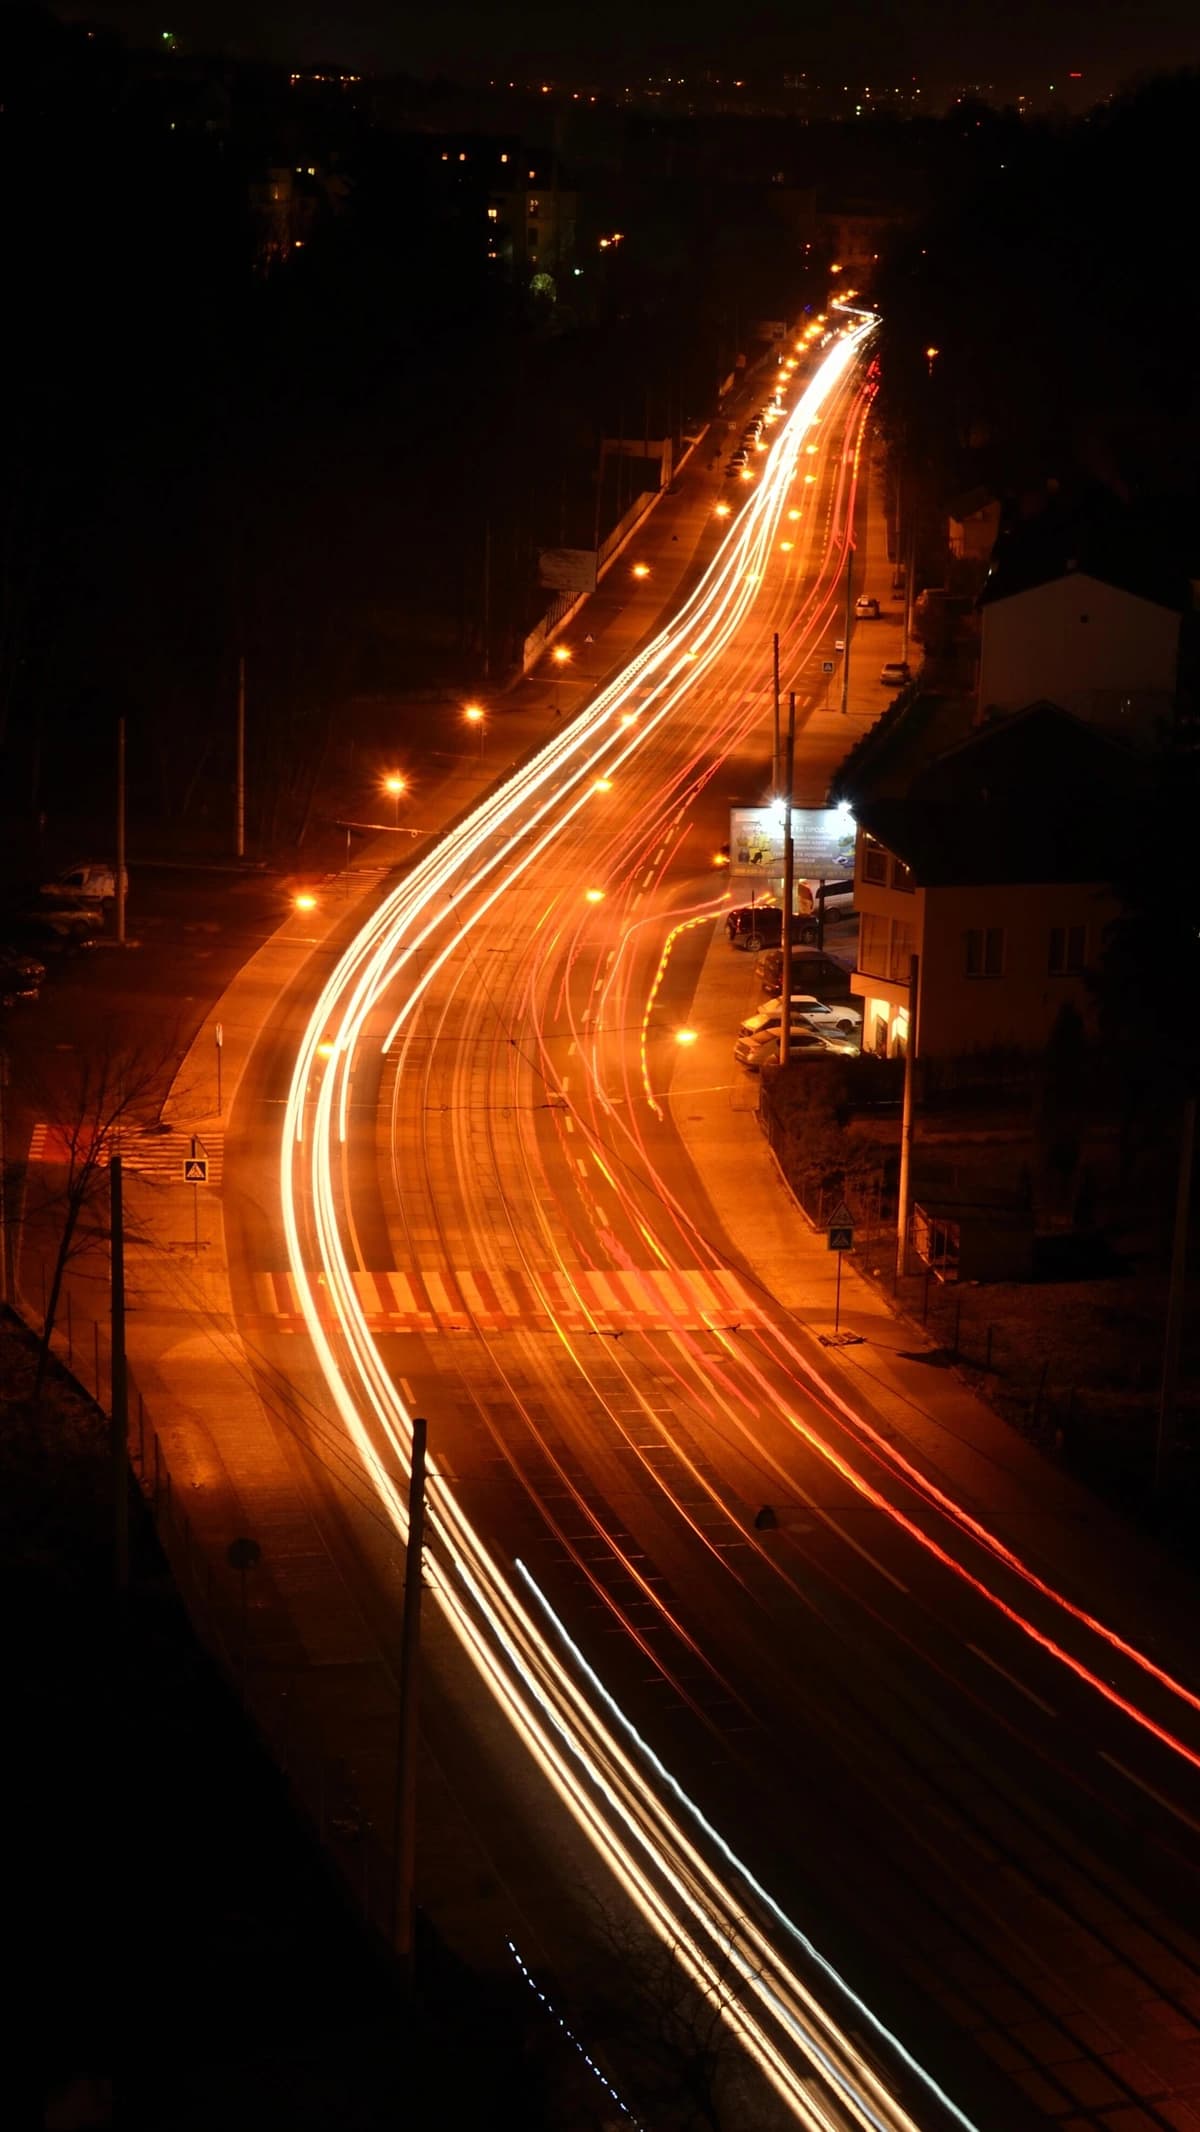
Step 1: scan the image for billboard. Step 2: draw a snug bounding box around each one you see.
[729,805,785,879]
[729,805,852,883]
[538,547,598,594]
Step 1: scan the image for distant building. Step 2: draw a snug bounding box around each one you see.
[489,174,578,290]
[846,705,1133,1061]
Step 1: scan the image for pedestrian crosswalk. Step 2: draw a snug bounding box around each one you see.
[28,1123,225,1186]
[249,1264,763,1336]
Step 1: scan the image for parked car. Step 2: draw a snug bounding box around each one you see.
[740,994,860,1042]
[734,1026,848,1071]
[756,948,853,1000]
[855,595,881,619]
[726,904,794,950]
[879,660,911,687]
[0,944,45,1004]
[39,861,126,904]
[812,877,856,924]
[3,905,101,953]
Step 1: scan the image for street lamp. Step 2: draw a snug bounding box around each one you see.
[383,772,407,826]
[464,703,486,756]
[294,892,317,913]
[551,643,571,717]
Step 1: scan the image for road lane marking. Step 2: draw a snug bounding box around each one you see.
[399,1377,414,1403]
[967,1642,1057,1717]
[1100,1752,1200,1835]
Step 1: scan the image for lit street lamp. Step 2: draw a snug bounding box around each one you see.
[383,772,407,826]
[551,643,571,717]
[464,703,486,756]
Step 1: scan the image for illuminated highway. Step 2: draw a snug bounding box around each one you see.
[272,325,1200,2129]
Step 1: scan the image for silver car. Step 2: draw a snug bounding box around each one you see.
[739,994,860,1043]
[734,1026,847,1070]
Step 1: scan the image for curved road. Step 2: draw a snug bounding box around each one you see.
[239,327,1200,2131]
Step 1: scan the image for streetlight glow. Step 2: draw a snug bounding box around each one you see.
[551,645,572,665]
[674,1028,699,1046]
[632,562,650,579]
[295,892,317,912]
[585,887,605,903]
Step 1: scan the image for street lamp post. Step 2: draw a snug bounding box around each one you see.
[383,773,407,826]
[464,704,486,757]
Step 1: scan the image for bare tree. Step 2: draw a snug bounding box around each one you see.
[525,1902,763,2132]
[23,1029,179,1398]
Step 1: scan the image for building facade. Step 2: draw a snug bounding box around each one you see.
[978,567,1182,741]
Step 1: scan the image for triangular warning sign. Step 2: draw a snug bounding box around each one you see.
[827,1201,854,1230]
[184,1158,207,1181]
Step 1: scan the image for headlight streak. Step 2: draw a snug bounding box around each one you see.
[279,318,1195,2129]
[515,1561,981,2132]
[279,325,985,2130]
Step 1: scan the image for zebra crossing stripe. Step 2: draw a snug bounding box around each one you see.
[252,1267,764,1333]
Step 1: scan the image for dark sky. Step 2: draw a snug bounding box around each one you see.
[64,0,1200,92]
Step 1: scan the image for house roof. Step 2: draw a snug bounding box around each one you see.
[979,495,1189,613]
[946,484,998,524]
[832,690,975,808]
[854,702,1143,887]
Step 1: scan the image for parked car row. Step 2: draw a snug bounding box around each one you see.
[0,859,122,1008]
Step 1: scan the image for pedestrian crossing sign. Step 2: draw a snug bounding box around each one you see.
[183,1156,209,1184]
[827,1200,853,1251]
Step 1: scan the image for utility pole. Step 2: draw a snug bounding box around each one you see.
[840,532,854,716]
[395,1415,428,1986]
[902,510,917,668]
[236,655,246,860]
[780,693,797,1064]
[110,1155,129,1590]
[896,953,920,1280]
[772,632,782,798]
[116,715,127,947]
[482,523,492,683]
[1155,1092,1195,1493]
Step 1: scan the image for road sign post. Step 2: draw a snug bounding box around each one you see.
[826,1200,854,1335]
[183,1135,210,1254]
[215,1022,224,1116]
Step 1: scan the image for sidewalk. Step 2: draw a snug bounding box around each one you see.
[668,919,1200,1683]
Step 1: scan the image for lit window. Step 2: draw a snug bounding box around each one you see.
[528,197,540,213]
[890,856,914,892]
[1048,924,1086,975]
[964,927,1004,979]
[487,206,498,220]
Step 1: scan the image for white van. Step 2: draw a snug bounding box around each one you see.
[40,862,127,904]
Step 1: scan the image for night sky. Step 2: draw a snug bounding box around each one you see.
[60,0,1200,96]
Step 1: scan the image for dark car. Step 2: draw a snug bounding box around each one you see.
[2,906,100,955]
[0,944,45,1004]
[726,905,785,950]
[756,948,853,1000]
